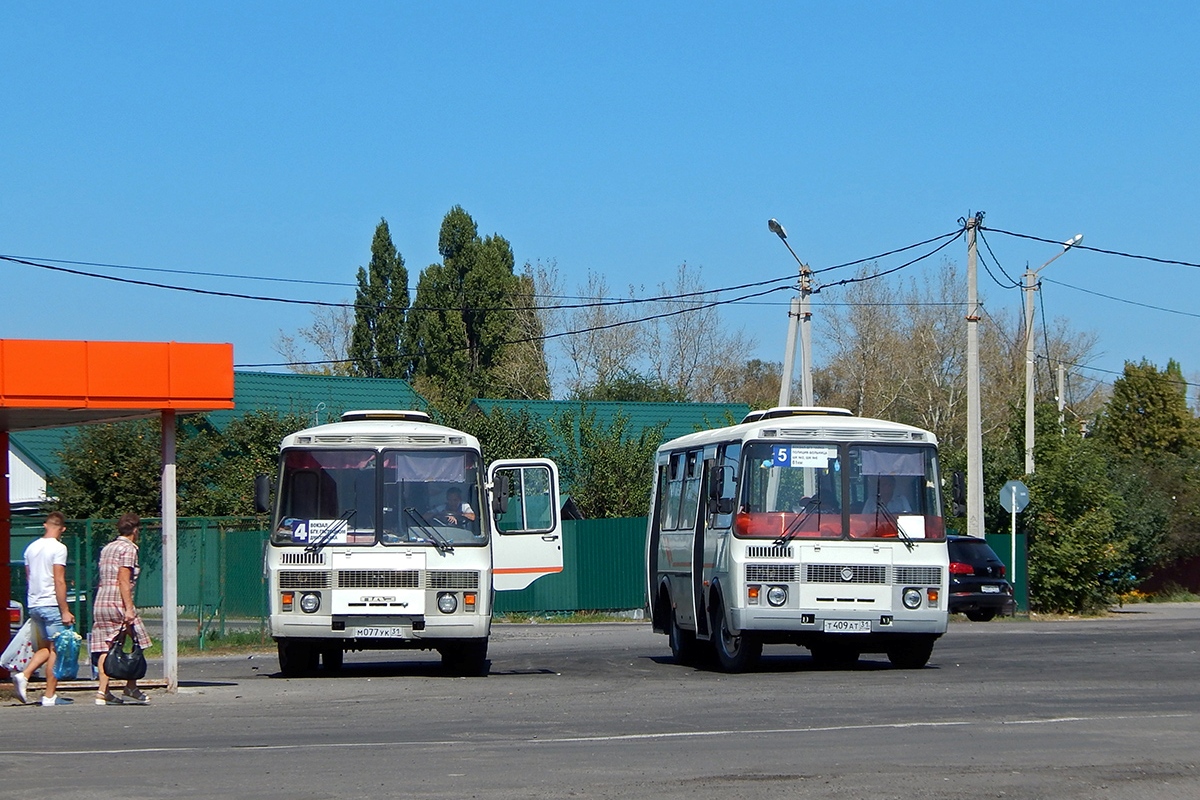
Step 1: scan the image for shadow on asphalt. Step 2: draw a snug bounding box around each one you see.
[643,653,937,673]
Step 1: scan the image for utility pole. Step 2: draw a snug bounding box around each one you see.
[965,215,984,539]
[1057,363,1066,434]
[769,219,814,407]
[1022,234,1082,474]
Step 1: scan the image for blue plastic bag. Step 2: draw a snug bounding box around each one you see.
[53,627,82,680]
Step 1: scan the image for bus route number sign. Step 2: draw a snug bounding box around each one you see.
[772,445,836,468]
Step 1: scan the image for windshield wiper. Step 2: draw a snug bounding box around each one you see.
[774,496,822,548]
[403,507,455,554]
[874,504,915,551]
[305,509,356,555]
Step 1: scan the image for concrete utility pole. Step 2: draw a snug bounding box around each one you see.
[162,410,178,693]
[1022,233,1083,474]
[965,215,984,538]
[768,218,814,407]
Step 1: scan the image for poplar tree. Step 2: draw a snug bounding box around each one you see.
[349,219,409,378]
[405,206,543,402]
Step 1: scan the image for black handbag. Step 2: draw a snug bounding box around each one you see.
[104,623,148,681]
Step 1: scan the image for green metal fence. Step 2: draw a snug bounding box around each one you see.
[9,517,270,640]
[10,516,652,633]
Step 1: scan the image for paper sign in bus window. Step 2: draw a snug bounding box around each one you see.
[286,519,348,544]
[772,445,837,468]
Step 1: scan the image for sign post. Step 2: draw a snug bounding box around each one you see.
[999,479,1030,611]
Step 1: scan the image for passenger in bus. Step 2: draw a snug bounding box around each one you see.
[433,487,476,526]
[862,475,914,515]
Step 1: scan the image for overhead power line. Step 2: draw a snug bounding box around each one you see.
[981,227,1200,270]
[236,283,795,369]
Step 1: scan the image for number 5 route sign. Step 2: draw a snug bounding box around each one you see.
[999,479,1029,513]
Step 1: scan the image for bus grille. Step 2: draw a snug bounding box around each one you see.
[280,551,326,566]
[337,569,421,589]
[894,566,942,585]
[279,571,331,590]
[746,545,794,559]
[746,564,798,582]
[427,570,481,590]
[806,564,887,584]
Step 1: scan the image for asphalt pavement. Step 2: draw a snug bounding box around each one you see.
[2,603,1198,799]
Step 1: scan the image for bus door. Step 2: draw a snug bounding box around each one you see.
[488,459,564,591]
[678,450,710,639]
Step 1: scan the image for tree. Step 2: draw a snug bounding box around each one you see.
[53,410,312,518]
[559,271,647,399]
[549,408,665,518]
[273,305,355,375]
[1095,359,1199,460]
[404,206,540,403]
[489,269,551,400]
[349,219,409,378]
[714,359,783,409]
[573,369,688,403]
[645,263,756,402]
[54,419,166,518]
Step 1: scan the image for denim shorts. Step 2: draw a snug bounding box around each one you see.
[29,605,68,643]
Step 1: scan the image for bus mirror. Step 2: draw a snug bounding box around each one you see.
[254,473,272,514]
[492,474,510,515]
[951,471,966,517]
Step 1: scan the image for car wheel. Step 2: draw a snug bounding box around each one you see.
[966,609,997,622]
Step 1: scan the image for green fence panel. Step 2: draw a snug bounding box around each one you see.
[986,532,1029,613]
[494,517,648,613]
[13,514,647,626]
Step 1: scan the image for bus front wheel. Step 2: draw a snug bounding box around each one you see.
[711,600,761,673]
[278,639,318,677]
[440,639,489,677]
[887,637,935,669]
[669,610,702,666]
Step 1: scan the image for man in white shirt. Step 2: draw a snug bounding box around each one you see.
[12,512,76,705]
[433,487,476,526]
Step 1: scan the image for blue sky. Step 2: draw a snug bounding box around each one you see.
[3,2,1198,396]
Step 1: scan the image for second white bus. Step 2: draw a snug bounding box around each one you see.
[647,407,949,672]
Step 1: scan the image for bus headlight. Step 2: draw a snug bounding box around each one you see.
[767,586,788,607]
[437,592,458,614]
[902,588,922,609]
[300,592,321,614]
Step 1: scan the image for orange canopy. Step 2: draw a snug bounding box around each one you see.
[0,339,234,430]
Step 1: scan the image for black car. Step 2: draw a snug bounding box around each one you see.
[947,535,1015,621]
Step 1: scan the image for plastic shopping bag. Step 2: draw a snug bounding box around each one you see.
[1,619,36,674]
[53,627,82,680]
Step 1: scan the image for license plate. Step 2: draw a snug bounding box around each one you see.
[981,585,1000,593]
[353,626,408,638]
[823,619,871,633]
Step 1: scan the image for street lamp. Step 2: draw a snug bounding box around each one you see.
[767,218,814,407]
[1024,233,1083,474]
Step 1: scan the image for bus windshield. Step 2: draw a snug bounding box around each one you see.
[735,442,944,541]
[272,448,487,546]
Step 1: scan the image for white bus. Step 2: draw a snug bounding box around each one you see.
[257,410,563,676]
[646,407,949,672]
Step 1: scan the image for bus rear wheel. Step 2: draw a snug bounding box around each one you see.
[711,600,761,673]
[887,637,935,669]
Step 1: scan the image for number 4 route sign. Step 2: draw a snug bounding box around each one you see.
[999,479,1029,513]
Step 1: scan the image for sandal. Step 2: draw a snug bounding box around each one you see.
[121,687,149,704]
[95,691,123,706]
